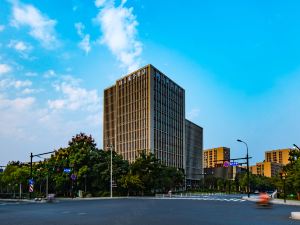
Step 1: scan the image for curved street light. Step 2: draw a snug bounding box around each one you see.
[293,144,300,151]
[237,139,250,198]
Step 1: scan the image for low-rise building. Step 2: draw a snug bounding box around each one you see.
[203,147,230,168]
[250,161,282,177]
[265,148,291,165]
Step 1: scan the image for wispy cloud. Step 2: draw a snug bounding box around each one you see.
[48,76,100,113]
[0,95,35,110]
[187,108,201,120]
[74,22,91,54]
[94,0,142,72]
[8,40,32,52]
[0,25,5,32]
[25,71,38,77]
[21,88,42,95]
[0,64,12,75]
[43,69,56,78]
[0,78,32,89]
[10,1,58,49]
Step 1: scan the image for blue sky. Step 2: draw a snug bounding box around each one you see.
[0,0,300,166]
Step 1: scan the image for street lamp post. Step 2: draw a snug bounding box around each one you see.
[107,144,113,198]
[280,172,287,203]
[293,144,300,151]
[237,139,250,198]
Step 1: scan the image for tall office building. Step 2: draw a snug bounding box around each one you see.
[103,64,185,169]
[265,148,291,165]
[185,119,203,186]
[203,147,230,168]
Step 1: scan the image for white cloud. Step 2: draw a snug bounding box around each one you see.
[11,1,58,49]
[78,35,91,54]
[94,0,142,72]
[13,80,32,88]
[48,99,65,110]
[0,25,5,32]
[21,88,42,95]
[0,78,32,89]
[48,76,100,112]
[187,108,201,120]
[95,0,107,8]
[75,22,84,36]
[44,69,56,78]
[0,95,35,111]
[25,71,38,77]
[0,74,102,165]
[0,64,12,75]
[8,40,32,52]
[75,22,91,54]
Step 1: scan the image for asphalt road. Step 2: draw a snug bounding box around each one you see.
[0,198,300,225]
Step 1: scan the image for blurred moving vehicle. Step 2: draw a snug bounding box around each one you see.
[256,192,272,208]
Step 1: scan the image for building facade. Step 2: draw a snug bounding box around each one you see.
[250,161,283,178]
[265,148,291,165]
[103,64,186,169]
[185,119,203,186]
[203,147,230,168]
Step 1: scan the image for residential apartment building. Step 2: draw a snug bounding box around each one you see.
[103,64,186,169]
[203,147,230,168]
[265,148,291,165]
[250,161,283,178]
[185,119,203,186]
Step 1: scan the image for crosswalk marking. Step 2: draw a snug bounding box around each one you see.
[156,194,246,202]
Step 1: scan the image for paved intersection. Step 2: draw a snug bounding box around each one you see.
[0,197,299,225]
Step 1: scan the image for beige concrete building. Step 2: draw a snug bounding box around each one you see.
[203,147,230,168]
[265,148,291,165]
[103,64,185,169]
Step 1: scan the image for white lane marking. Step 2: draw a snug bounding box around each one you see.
[78,212,87,215]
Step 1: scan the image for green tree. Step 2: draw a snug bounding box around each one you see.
[120,173,144,196]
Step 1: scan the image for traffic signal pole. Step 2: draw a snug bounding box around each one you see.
[30,152,33,199]
[29,151,56,200]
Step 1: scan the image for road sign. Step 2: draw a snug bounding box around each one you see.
[28,179,34,185]
[230,162,239,166]
[223,161,229,167]
[64,168,71,173]
[71,174,76,181]
[29,184,34,193]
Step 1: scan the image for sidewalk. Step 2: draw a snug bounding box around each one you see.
[242,196,300,206]
[0,199,41,203]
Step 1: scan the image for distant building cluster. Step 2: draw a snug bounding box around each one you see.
[103,64,291,186]
[250,148,291,177]
[202,147,291,180]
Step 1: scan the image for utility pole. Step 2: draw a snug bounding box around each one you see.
[30,152,33,199]
[110,145,113,198]
[106,144,113,198]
